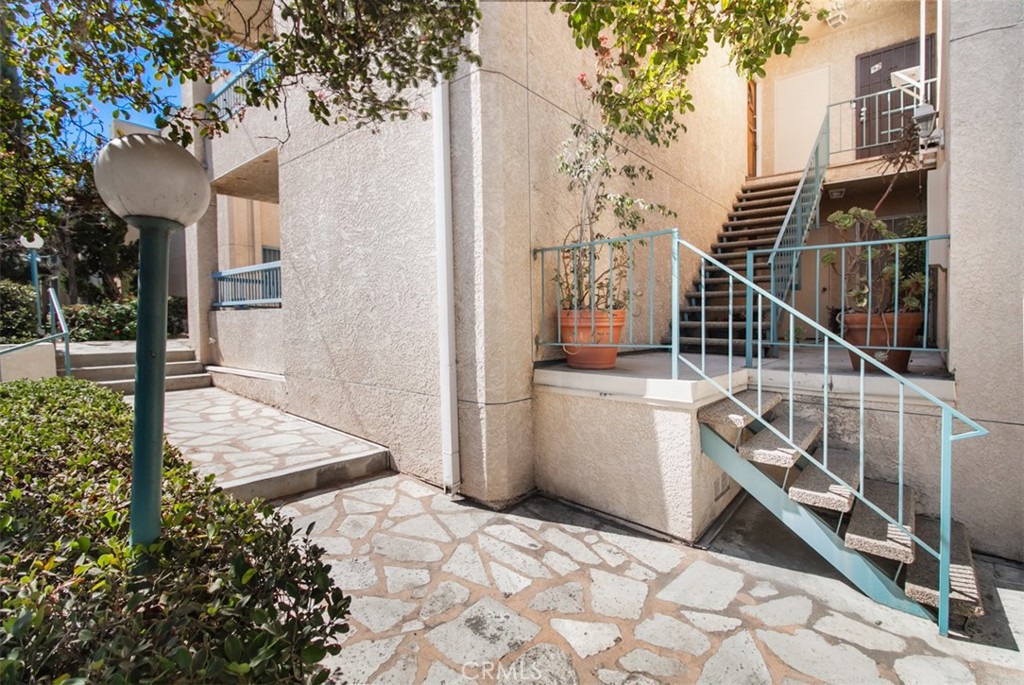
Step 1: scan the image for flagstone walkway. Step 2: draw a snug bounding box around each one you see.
[277,474,1024,685]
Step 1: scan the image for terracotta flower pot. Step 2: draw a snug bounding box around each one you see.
[558,309,627,369]
[842,311,924,374]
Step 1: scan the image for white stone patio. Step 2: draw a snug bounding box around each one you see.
[275,473,1024,685]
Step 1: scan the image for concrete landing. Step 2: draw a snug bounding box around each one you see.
[155,387,390,500]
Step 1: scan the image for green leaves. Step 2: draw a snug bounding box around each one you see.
[0,378,350,683]
[554,1,815,145]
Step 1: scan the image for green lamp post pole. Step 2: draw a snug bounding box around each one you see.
[94,134,210,547]
[19,234,44,333]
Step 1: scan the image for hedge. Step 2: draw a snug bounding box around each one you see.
[0,378,349,683]
[64,295,188,342]
[0,280,38,344]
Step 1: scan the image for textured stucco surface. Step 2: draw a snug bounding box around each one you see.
[208,308,284,374]
[535,389,734,542]
[944,1,1024,562]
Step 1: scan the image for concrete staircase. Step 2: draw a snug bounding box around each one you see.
[59,346,212,394]
[698,391,984,622]
[680,177,799,352]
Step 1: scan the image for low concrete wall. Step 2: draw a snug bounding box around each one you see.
[0,343,57,382]
[208,308,284,374]
[207,367,286,409]
[534,387,736,542]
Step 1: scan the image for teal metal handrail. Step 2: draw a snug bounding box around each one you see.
[212,261,282,308]
[0,288,71,376]
[767,114,829,343]
[206,51,272,113]
[674,235,986,636]
[747,234,948,354]
[534,229,680,363]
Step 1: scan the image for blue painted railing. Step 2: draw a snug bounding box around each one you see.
[0,288,71,376]
[748,234,948,355]
[533,229,680,365]
[206,52,272,113]
[212,261,281,308]
[533,227,988,635]
[766,114,829,344]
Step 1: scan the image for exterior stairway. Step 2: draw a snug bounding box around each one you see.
[697,390,984,622]
[59,345,212,394]
[680,177,799,352]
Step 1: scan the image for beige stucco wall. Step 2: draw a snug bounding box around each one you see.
[943,0,1024,562]
[208,308,284,374]
[760,0,936,176]
[535,389,734,542]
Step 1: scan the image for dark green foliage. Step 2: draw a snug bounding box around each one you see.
[0,279,37,343]
[64,297,187,341]
[0,378,349,683]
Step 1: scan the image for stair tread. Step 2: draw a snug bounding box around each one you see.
[734,196,794,210]
[714,238,779,251]
[739,186,799,201]
[904,516,984,618]
[679,337,747,349]
[844,478,917,564]
[739,412,821,468]
[788,448,861,513]
[698,390,782,435]
[678,320,766,329]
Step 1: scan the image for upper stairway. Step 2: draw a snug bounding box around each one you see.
[679,177,799,352]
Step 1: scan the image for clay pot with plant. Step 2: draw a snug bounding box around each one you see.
[822,207,927,373]
[553,105,674,369]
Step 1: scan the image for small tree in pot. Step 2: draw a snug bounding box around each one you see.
[823,207,927,373]
[553,104,673,369]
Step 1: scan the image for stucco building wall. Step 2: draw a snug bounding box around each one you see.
[943,0,1024,561]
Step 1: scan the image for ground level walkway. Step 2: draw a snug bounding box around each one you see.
[160,387,1023,684]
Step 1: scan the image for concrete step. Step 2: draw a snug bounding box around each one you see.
[788,448,861,513]
[221,451,392,502]
[99,373,212,395]
[723,214,787,229]
[71,360,205,382]
[678,320,766,330]
[703,274,771,286]
[59,348,197,368]
[904,516,984,618]
[698,390,782,445]
[844,478,917,565]
[678,337,749,353]
[739,412,822,468]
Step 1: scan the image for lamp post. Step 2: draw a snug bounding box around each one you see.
[19,234,44,332]
[94,134,210,547]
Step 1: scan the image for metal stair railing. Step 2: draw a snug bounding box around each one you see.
[766,114,829,345]
[0,288,71,377]
[673,235,987,636]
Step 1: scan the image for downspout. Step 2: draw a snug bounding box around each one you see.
[433,80,461,495]
[920,0,927,97]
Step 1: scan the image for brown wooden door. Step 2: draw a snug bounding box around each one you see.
[747,81,757,176]
[855,35,936,158]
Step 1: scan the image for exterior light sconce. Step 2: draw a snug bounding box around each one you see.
[828,188,846,200]
[94,134,211,547]
[913,103,944,149]
[826,2,848,29]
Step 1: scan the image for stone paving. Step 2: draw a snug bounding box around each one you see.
[162,387,385,485]
[276,473,1024,685]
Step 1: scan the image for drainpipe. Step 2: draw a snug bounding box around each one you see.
[433,79,461,495]
[919,0,927,97]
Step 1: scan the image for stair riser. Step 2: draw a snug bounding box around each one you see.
[71,361,205,382]
[59,349,196,367]
[100,374,213,395]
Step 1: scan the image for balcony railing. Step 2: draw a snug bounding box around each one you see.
[212,261,281,309]
[829,78,937,158]
[207,52,272,114]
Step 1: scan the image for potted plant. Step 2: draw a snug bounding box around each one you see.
[553,104,673,369]
[822,207,926,373]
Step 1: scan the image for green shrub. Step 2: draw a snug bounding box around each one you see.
[64,297,189,341]
[0,280,38,343]
[0,378,349,683]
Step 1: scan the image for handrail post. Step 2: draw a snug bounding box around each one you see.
[671,234,680,380]
[745,249,754,367]
[938,406,953,636]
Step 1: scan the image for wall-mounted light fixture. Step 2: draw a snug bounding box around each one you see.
[828,188,846,200]
[826,2,848,29]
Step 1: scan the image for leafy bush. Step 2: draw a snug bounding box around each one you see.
[64,296,188,341]
[0,378,349,683]
[0,280,38,343]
